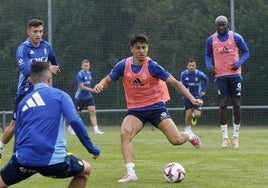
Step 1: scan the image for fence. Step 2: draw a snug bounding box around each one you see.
[1,105,267,132]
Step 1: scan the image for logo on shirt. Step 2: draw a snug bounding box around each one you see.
[220,46,230,54]
[30,50,35,55]
[44,48,47,54]
[22,92,46,112]
[132,78,145,87]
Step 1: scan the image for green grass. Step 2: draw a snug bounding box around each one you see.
[1,126,268,188]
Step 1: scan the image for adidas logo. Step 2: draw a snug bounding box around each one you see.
[132,78,145,87]
[22,92,46,112]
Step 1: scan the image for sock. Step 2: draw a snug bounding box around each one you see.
[0,141,5,148]
[126,163,136,176]
[233,123,240,138]
[93,125,99,132]
[185,125,191,132]
[221,124,228,139]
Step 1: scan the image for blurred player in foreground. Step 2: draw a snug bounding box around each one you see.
[0,19,60,157]
[205,15,250,148]
[68,59,104,135]
[180,59,208,132]
[0,62,100,188]
[94,34,203,183]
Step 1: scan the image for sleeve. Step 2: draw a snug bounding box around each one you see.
[234,33,250,67]
[200,71,209,92]
[16,45,31,77]
[204,36,214,71]
[47,43,60,67]
[108,59,125,81]
[180,71,186,86]
[61,92,100,156]
[148,61,171,81]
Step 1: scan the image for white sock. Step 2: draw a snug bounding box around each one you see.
[233,123,240,138]
[93,125,99,132]
[221,124,228,139]
[126,163,136,176]
[185,125,191,132]
[0,141,5,148]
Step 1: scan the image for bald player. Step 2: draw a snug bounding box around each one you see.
[205,15,250,148]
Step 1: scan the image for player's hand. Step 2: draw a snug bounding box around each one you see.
[49,65,60,75]
[210,67,216,76]
[94,84,104,93]
[231,64,239,70]
[192,99,203,106]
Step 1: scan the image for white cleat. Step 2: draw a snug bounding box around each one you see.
[118,174,138,183]
[94,130,104,134]
[221,138,230,148]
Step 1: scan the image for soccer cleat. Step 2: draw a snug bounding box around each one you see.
[94,130,104,134]
[221,138,230,148]
[188,132,201,148]
[67,126,76,135]
[191,117,197,126]
[232,137,239,149]
[118,174,138,183]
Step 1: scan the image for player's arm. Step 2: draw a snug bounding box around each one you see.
[16,46,31,77]
[200,72,209,95]
[205,36,216,75]
[48,47,60,74]
[232,33,250,70]
[94,75,114,93]
[62,92,100,158]
[94,60,124,93]
[166,75,203,106]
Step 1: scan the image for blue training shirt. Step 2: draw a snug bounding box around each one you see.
[180,69,209,99]
[205,29,250,73]
[75,70,93,100]
[16,38,60,96]
[14,83,100,166]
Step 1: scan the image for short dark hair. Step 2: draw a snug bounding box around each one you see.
[30,62,50,83]
[27,19,44,28]
[130,34,148,46]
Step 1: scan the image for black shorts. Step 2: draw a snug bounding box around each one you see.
[126,108,171,128]
[0,155,84,186]
[75,98,95,111]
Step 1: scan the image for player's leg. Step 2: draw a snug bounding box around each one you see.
[230,76,242,148]
[118,115,143,183]
[216,77,230,148]
[158,118,201,148]
[184,109,193,132]
[0,120,16,157]
[87,102,103,134]
[68,160,91,188]
[0,156,36,187]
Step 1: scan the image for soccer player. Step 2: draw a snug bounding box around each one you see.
[0,19,60,158]
[180,59,209,132]
[94,34,203,183]
[0,62,100,188]
[205,15,250,148]
[67,59,104,135]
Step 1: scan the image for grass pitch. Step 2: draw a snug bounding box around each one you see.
[1,125,267,188]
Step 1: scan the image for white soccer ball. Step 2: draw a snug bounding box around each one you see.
[163,162,186,183]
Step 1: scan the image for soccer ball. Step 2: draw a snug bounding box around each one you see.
[163,162,185,183]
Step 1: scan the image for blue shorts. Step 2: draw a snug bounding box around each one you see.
[0,155,84,186]
[75,98,95,111]
[215,76,242,98]
[127,108,171,128]
[183,98,202,111]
